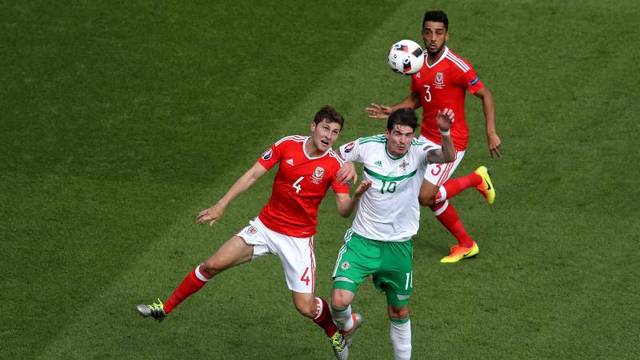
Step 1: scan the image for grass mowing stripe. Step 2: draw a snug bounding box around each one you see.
[1,1,401,358]
[3,0,639,359]
[28,3,410,360]
[415,2,640,359]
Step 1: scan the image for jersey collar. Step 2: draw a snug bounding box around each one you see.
[425,46,449,69]
[303,136,331,159]
[385,144,408,161]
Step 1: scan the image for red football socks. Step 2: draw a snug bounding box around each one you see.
[442,172,482,200]
[432,201,475,248]
[164,265,210,314]
[312,297,338,337]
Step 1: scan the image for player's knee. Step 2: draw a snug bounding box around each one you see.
[419,182,439,207]
[388,305,409,320]
[293,297,315,318]
[201,258,224,277]
[331,291,351,309]
[418,192,435,206]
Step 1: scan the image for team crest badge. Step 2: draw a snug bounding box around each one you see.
[311,166,325,184]
[247,225,258,235]
[261,148,273,160]
[399,160,409,172]
[340,261,351,271]
[434,72,445,89]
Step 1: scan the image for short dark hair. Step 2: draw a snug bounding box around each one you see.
[313,105,344,130]
[423,10,448,31]
[387,108,418,131]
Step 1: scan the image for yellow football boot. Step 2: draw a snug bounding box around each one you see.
[474,166,495,205]
[440,242,480,263]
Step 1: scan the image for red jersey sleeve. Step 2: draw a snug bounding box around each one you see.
[410,73,421,93]
[331,173,350,194]
[461,64,484,94]
[329,150,350,194]
[257,139,283,170]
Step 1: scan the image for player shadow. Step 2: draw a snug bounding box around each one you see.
[412,227,451,261]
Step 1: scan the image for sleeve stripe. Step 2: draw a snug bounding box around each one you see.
[275,135,307,146]
[329,150,345,165]
[446,53,470,72]
[358,134,385,144]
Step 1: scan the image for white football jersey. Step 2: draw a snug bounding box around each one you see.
[339,135,439,242]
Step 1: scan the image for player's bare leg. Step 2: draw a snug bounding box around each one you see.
[331,289,356,331]
[331,289,363,351]
[418,180,439,207]
[137,236,254,320]
[419,180,479,262]
[291,291,348,359]
[388,306,411,360]
[201,235,254,277]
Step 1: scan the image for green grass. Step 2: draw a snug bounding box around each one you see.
[1,0,639,359]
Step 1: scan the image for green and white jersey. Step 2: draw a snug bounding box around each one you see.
[339,135,439,242]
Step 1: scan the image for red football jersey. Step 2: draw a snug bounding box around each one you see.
[257,135,349,237]
[410,46,484,151]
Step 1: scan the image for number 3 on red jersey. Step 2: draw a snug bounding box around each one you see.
[423,85,431,102]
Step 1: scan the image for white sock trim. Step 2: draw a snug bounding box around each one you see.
[433,200,449,216]
[331,304,353,331]
[194,265,210,282]
[435,186,447,204]
[313,297,323,320]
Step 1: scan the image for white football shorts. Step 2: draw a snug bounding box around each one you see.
[419,136,466,187]
[237,217,316,294]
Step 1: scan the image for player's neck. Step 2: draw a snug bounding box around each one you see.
[386,145,408,159]
[304,137,326,158]
[427,46,446,66]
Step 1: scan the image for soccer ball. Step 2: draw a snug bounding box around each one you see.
[388,40,425,75]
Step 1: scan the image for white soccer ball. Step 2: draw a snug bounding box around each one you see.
[388,39,425,75]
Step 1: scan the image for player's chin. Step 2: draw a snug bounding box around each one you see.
[427,44,442,54]
[319,140,332,151]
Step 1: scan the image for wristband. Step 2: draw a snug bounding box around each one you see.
[439,129,450,136]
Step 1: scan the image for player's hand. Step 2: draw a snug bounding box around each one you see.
[487,132,502,158]
[337,161,357,184]
[353,179,372,198]
[196,203,225,226]
[365,103,392,119]
[436,108,455,131]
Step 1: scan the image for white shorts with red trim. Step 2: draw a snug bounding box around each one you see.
[237,217,316,294]
[419,136,466,186]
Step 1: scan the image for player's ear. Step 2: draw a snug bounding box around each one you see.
[310,121,316,133]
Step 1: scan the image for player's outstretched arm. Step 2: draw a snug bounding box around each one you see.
[427,108,456,164]
[336,161,357,184]
[474,87,501,158]
[365,92,421,119]
[196,161,268,226]
[335,180,372,218]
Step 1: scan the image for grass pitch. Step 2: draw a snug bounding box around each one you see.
[1,1,639,359]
